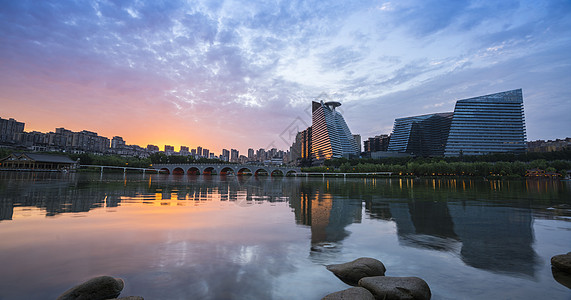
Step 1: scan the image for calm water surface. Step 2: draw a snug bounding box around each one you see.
[0,172,570,300]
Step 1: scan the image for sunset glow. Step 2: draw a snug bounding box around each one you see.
[1,0,570,153]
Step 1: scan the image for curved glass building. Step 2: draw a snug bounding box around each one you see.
[387,89,527,157]
[387,112,454,156]
[444,89,526,156]
[311,101,359,161]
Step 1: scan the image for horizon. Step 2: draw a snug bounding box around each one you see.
[1,1,570,154]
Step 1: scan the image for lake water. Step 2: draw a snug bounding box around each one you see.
[0,172,570,300]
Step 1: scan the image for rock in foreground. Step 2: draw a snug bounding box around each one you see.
[57,276,124,300]
[552,267,571,289]
[551,252,571,274]
[359,276,431,300]
[322,287,376,300]
[326,257,386,286]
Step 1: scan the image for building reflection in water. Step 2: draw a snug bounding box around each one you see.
[289,180,362,254]
[0,172,562,279]
[365,178,541,278]
[388,202,460,252]
[0,172,293,221]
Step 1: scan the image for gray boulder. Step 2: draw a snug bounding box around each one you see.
[322,287,376,300]
[551,252,571,274]
[57,276,124,300]
[326,257,386,286]
[359,276,431,300]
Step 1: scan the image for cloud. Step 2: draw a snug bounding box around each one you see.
[1,0,570,152]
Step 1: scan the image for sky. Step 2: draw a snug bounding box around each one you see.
[1,0,570,154]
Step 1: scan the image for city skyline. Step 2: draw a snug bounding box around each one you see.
[1,1,570,154]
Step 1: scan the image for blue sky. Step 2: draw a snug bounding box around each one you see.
[1,0,570,153]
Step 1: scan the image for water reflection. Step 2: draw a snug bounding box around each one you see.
[288,180,362,253]
[0,173,295,221]
[388,202,460,252]
[449,204,537,277]
[0,172,570,299]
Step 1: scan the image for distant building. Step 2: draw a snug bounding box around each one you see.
[289,132,302,165]
[164,145,175,155]
[527,138,570,152]
[444,89,527,156]
[111,136,125,149]
[0,117,25,144]
[256,148,266,162]
[311,100,359,162]
[180,146,190,155]
[196,146,203,157]
[147,144,160,152]
[353,134,361,153]
[203,148,210,158]
[221,149,230,162]
[230,149,239,162]
[47,129,109,154]
[248,148,255,160]
[364,134,391,153]
[388,112,453,156]
[15,131,48,151]
[301,127,312,162]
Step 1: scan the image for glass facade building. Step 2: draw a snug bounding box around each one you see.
[444,89,526,156]
[387,112,454,156]
[311,101,359,161]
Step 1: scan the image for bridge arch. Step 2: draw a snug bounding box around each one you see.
[187,167,200,175]
[254,168,269,176]
[286,170,297,176]
[203,166,215,175]
[271,169,284,177]
[151,164,300,177]
[172,167,185,175]
[220,166,235,175]
[237,167,252,175]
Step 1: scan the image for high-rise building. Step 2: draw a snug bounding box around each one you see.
[301,127,312,161]
[353,134,361,153]
[289,132,302,165]
[444,89,527,156]
[180,146,189,155]
[0,117,25,143]
[220,149,230,161]
[147,144,160,152]
[164,145,175,155]
[364,134,391,152]
[388,112,454,156]
[230,149,239,162]
[222,149,230,162]
[111,136,125,149]
[203,148,210,158]
[311,101,359,161]
[248,148,255,160]
[256,148,265,161]
[196,146,203,157]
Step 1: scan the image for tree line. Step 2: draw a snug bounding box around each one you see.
[302,150,571,177]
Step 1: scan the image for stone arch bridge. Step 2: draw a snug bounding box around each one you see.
[151,163,301,176]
